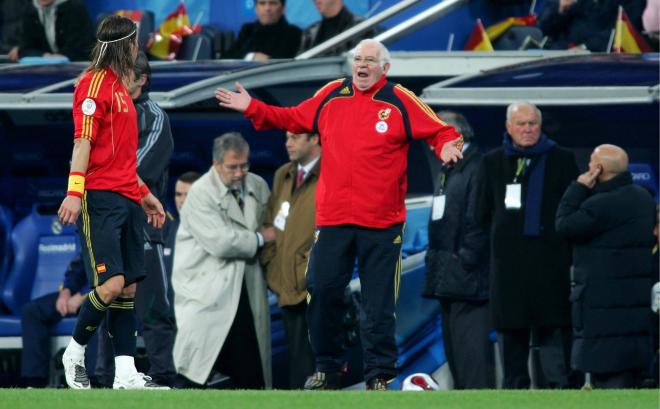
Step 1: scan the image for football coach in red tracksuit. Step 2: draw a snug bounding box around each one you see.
[216,39,463,390]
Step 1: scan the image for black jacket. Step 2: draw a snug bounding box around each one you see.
[477,145,578,329]
[225,17,301,59]
[556,172,656,373]
[423,144,489,301]
[135,92,174,244]
[539,0,645,51]
[299,6,375,56]
[19,0,94,61]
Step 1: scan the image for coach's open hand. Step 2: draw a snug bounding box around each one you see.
[215,82,252,113]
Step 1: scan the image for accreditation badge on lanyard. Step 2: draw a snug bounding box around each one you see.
[432,173,447,221]
[273,201,290,231]
[505,158,526,210]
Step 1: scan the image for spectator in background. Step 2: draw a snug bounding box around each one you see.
[260,132,321,389]
[224,0,301,60]
[172,133,273,388]
[423,111,494,390]
[163,171,202,275]
[476,102,579,389]
[0,0,28,61]
[556,144,656,389]
[21,256,87,387]
[539,0,646,51]
[19,0,94,61]
[299,0,375,55]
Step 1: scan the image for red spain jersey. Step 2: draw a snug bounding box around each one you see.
[245,75,461,229]
[72,68,140,202]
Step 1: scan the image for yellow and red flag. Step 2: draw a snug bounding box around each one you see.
[465,19,494,51]
[613,6,652,53]
[115,9,144,23]
[148,2,201,60]
[485,15,537,42]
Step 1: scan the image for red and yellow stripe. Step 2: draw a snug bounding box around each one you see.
[313,78,346,98]
[395,84,448,126]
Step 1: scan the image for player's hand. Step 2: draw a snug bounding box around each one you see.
[440,137,464,165]
[141,192,165,229]
[215,82,252,113]
[58,196,82,226]
[56,289,71,317]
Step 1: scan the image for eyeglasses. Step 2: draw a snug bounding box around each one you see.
[352,56,380,67]
[222,162,250,172]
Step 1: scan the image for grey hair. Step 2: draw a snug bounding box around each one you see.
[352,38,391,68]
[212,132,249,163]
[506,101,542,124]
[436,110,475,142]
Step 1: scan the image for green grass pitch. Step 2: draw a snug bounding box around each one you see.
[0,389,657,409]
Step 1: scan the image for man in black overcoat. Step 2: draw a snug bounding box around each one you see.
[556,144,656,389]
[476,102,579,389]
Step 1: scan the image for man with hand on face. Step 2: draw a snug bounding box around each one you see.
[556,144,656,389]
[216,38,463,390]
[224,0,301,60]
[172,133,273,389]
[261,132,321,389]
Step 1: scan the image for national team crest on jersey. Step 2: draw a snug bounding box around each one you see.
[378,108,391,121]
[96,263,107,273]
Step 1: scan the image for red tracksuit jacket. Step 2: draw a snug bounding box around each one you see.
[244,75,461,229]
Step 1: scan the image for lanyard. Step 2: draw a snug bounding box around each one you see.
[513,158,527,183]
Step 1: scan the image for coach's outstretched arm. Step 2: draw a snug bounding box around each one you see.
[216,82,251,113]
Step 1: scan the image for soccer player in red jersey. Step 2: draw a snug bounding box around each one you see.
[57,15,167,390]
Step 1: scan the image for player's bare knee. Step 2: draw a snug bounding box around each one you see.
[96,276,125,303]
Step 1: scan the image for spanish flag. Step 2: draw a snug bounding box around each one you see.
[613,6,652,53]
[465,19,494,51]
[148,2,200,60]
[115,9,144,23]
[485,15,538,42]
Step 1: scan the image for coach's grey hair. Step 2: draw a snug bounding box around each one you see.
[213,132,249,163]
[437,110,475,142]
[352,38,391,69]
[506,101,542,125]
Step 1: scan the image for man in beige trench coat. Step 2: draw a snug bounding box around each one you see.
[172,132,274,388]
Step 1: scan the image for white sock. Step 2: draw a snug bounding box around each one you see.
[65,338,85,361]
[115,355,138,378]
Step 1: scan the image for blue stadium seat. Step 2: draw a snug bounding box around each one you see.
[1,205,79,315]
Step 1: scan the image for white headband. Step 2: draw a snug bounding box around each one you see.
[95,29,136,67]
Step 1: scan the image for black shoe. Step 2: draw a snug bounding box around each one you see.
[366,377,390,391]
[303,371,341,390]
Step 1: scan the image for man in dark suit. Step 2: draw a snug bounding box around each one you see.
[556,144,656,388]
[224,0,301,60]
[19,0,94,61]
[423,111,494,389]
[477,101,579,389]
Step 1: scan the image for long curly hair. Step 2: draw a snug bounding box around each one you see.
[84,15,137,82]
